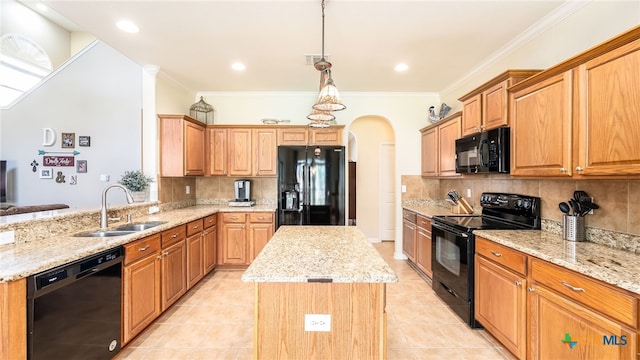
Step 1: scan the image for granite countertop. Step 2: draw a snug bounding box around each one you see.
[474,229,640,296]
[0,204,276,282]
[242,226,398,283]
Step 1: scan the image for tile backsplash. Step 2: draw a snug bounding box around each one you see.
[401,175,640,238]
[160,177,278,205]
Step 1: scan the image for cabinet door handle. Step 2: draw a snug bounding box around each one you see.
[490,251,502,257]
[258,216,265,220]
[527,287,535,292]
[163,251,169,256]
[514,280,522,286]
[171,233,178,238]
[138,245,150,252]
[560,168,567,173]
[193,225,199,229]
[575,166,584,172]
[561,281,586,292]
[230,216,238,220]
[157,256,162,260]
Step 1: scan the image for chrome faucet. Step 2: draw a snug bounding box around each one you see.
[100,184,135,230]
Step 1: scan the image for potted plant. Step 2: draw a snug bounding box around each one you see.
[118,170,153,202]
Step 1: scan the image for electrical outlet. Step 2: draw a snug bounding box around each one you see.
[466,188,472,198]
[401,185,407,193]
[186,185,190,194]
[304,314,331,332]
[0,230,15,245]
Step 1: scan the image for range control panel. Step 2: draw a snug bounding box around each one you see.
[480,192,540,216]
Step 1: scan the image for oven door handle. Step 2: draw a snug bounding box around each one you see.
[431,221,469,238]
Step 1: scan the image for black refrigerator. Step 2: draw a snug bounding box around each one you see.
[277,146,345,228]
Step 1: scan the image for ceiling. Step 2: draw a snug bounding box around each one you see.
[36,0,570,94]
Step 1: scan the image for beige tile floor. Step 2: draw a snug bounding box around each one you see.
[116,242,514,360]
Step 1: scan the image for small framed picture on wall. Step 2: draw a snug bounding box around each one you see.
[78,136,91,147]
[40,168,53,179]
[76,160,87,173]
[61,133,75,148]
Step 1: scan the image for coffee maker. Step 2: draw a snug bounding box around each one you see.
[234,179,251,202]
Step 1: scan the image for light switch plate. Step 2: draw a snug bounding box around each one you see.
[186,185,190,194]
[401,185,407,193]
[304,314,331,332]
[0,230,15,245]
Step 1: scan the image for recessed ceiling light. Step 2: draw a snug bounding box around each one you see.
[231,62,246,71]
[116,20,139,33]
[394,63,409,72]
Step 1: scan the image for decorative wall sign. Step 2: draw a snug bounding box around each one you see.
[61,133,75,148]
[43,156,74,167]
[55,171,66,183]
[31,160,39,172]
[42,128,56,146]
[78,136,91,147]
[76,160,87,173]
[38,150,80,156]
[40,168,53,179]
[70,176,77,185]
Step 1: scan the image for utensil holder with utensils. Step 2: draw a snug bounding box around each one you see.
[562,214,585,242]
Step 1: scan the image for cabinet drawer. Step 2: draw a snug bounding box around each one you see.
[124,234,161,265]
[203,214,217,229]
[186,219,204,237]
[222,213,246,223]
[161,225,186,247]
[531,258,638,328]
[476,237,526,275]
[416,214,431,230]
[249,213,273,223]
[402,210,416,223]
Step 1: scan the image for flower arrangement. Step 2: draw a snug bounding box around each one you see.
[118,170,153,192]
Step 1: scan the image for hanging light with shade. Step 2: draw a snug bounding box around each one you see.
[307,0,345,126]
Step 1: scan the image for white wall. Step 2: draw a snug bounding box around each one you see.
[0,42,143,209]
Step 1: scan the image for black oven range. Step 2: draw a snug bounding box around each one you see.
[430,192,541,328]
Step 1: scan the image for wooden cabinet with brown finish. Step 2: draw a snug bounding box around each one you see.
[159,114,206,176]
[402,210,416,262]
[415,215,431,278]
[309,127,343,146]
[277,127,309,145]
[459,70,541,136]
[186,219,204,289]
[218,212,275,265]
[206,127,228,176]
[248,212,274,261]
[228,128,252,177]
[510,71,573,177]
[474,237,527,359]
[123,234,162,344]
[203,214,218,273]
[419,112,461,177]
[252,128,277,176]
[160,225,187,311]
[277,126,344,146]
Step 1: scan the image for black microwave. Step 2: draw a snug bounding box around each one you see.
[455,127,510,174]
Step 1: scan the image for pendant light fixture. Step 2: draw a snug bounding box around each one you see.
[307,0,345,126]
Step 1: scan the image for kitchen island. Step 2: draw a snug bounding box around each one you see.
[242,226,397,360]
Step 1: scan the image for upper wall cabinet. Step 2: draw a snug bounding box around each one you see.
[159,114,206,176]
[206,126,277,177]
[420,112,461,177]
[459,70,541,137]
[277,126,344,146]
[509,26,640,178]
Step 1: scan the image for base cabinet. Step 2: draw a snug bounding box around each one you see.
[219,212,275,265]
[415,215,432,278]
[203,215,218,273]
[160,226,187,311]
[402,210,416,262]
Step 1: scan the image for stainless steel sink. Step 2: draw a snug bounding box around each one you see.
[74,230,137,237]
[115,221,167,231]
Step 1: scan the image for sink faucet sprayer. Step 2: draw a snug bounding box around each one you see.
[100,184,135,230]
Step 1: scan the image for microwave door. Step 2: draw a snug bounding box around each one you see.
[478,139,489,168]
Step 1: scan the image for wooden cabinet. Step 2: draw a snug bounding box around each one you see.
[420,112,461,177]
[277,126,344,146]
[186,219,204,289]
[122,234,162,344]
[575,38,640,176]
[415,215,431,278]
[459,70,541,136]
[401,210,416,262]
[160,226,187,311]
[510,71,573,177]
[253,128,277,176]
[248,213,275,260]
[203,214,217,273]
[159,114,206,176]
[218,212,275,265]
[228,128,252,176]
[474,237,527,359]
[207,127,228,176]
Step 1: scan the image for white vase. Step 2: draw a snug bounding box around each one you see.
[130,190,147,202]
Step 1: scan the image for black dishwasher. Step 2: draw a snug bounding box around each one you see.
[27,247,123,360]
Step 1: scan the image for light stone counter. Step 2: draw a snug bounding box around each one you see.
[0,204,276,282]
[474,229,640,295]
[242,226,398,283]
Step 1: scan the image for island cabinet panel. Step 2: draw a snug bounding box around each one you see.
[529,284,637,360]
[576,38,640,176]
[0,278,26,360]
[123,235,162,345]
[255,282,387,360]
[510,71,573,177]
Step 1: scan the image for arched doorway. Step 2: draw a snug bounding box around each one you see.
[348,116,395,242]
